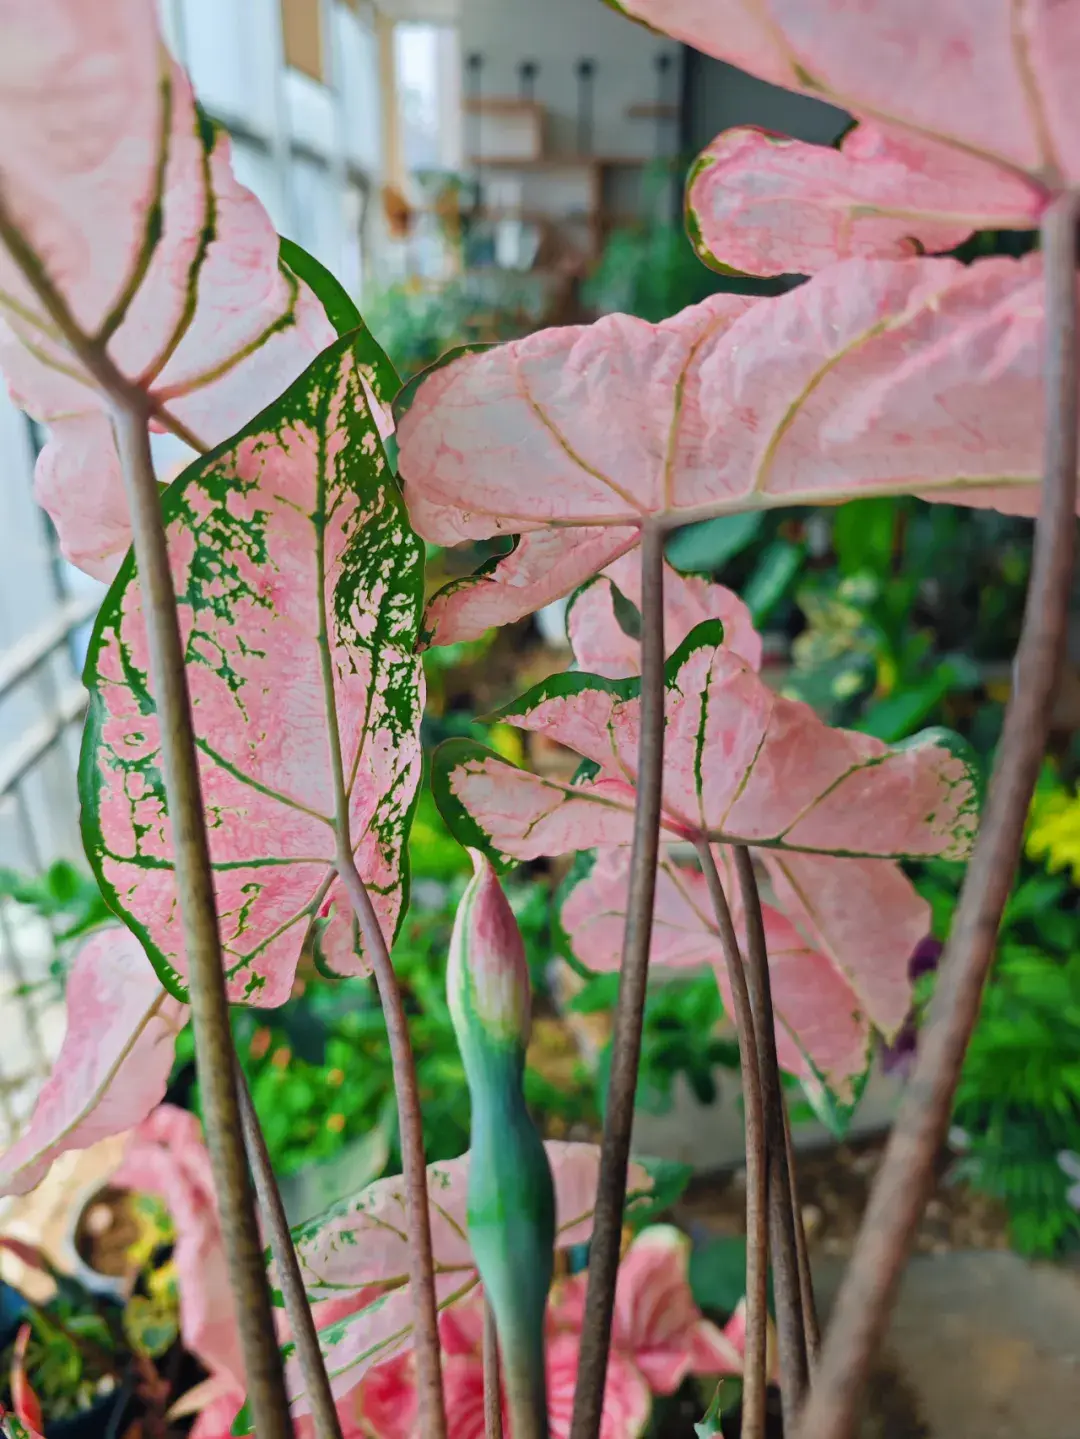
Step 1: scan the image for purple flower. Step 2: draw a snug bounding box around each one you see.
[880,937,943,1079]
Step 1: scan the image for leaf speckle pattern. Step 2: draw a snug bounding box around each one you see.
[268,1143,654,1418]
[81,338,425,1005]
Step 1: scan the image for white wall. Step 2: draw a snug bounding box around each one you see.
[460,0,676,160]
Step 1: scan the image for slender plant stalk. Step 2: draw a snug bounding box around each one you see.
[335,852,447,1439]
[0,194,295,1439]
[109,408,293,1439]
[696,843,769,1439]
[783,1098,820,1367]
[483,1301,505,1439]
[733,846,810,1418]
[236,1070,344,1439]
[308,421,446,1439]
[569,523,666,1439]
[795,191,1080,1439]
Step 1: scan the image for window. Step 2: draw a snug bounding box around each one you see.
[393,23,461,175]
[281,0,325,82]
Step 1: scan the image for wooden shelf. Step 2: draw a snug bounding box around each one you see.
[469,154,648,170]
[465,96,543,115]
[626,102,679,119]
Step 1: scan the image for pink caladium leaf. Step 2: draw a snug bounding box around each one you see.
[539,1334,654,1439]
[80,336,425,1006]
[355,1325,651,1439]
[615,0,1071,276]
[549,1225,745,1396]
[263,1143,656,1421]
[686,123,1041,278]
[567,553,762,679]
[434,621,979,867]
[397,255,1058,645]
[0,1,349,581]
[559,847,878,1091]
[0,929,186,1197]
[114,1106,245,1391]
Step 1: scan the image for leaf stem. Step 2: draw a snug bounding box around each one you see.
[484,1300,504,1439]
[0,184,293,1439]
[783,1097,820,1368]
[236,1069,344,1439]
[794,191,1080,1439]
[696,844,769,1439]
[733,845,810,1418]
[309,387,446,1439]
[568,523,666,1439]
[109,405,293,1439]
[334,851,447,1439]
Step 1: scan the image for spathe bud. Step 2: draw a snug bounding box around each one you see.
[448,849,532,1054]
[448,851,555,1439]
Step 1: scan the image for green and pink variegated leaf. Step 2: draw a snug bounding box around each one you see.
[0,0,340,580]
[435,622,979,867]
[397,256,1059,644]
[567,554,761,679]
[686,123,1041,278]
[560,848,876,1089]
[362,1332,652,1439]
[270,1144,656,1418]
[0,930,186,1197]
[80,337,425,1006]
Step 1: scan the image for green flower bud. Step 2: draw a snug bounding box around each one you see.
[448,849,532,1055]
[448,851,555,1439]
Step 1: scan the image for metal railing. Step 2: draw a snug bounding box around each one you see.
[0,418,101,1147]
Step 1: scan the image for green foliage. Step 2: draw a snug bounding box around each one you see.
[194,823,595,1179]
[917,838,1080,1256]
[0,1291,122,1422]
[364,275,547,382]
[0,860,112,946]
[0,860,112,993]
[583,160,782,323]
[575,971,740,1117]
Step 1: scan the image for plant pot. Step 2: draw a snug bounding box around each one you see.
[43,1375,137,1439]
[62,1185,139,1303]
[0,1279,29,1349]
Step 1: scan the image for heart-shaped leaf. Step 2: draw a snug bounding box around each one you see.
[0,0,336,580]
[81,335,425,1005]
[397,255,1055,644]
[266,1143,656,1419]
[560,847,875,1090]
[567,554,762,679]
[0,930,186,1197]
[435,621,979,866]
[614,0,1077,197]
[686,123,1040,278]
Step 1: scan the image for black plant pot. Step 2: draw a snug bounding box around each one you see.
[45,1378,139,1439]
[0,1280,28,1349]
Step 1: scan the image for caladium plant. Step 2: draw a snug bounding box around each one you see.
[560,846,877,1094]
[396,255,1062,646]
[0,929,185,1196]
[1,0,1075,1436]
[566,554,763,679]
[261,1142,657,1420]
[432,619,978,881]
[351,1226,759,1439]
[0,0,341,581]
[604,0,1080,278]
[80,334,424,1006]
[560,567,926,1091]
